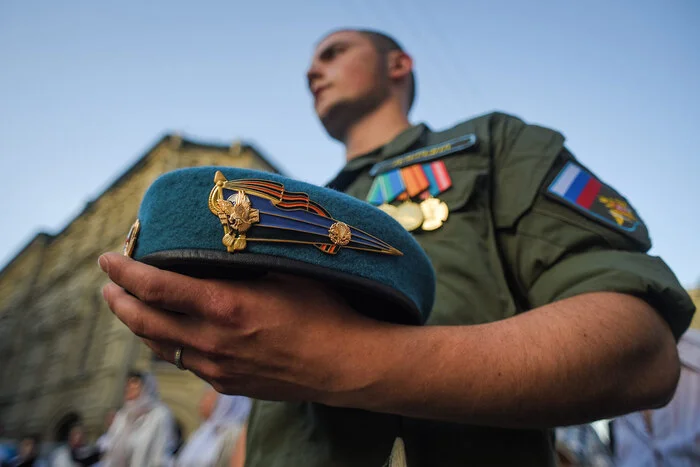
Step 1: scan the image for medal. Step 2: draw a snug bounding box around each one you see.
[420,198,449,231]
[378,203,399,216]
[379,201,423,231]
[396,201,424,231]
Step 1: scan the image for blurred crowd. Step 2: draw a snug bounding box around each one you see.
[1,327,697,467]
[555,328,699,466]
[0,371,250,467]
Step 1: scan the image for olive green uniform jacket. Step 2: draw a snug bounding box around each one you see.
[244,112,696,466]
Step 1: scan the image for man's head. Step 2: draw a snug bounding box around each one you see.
[307,29,414,141]
[18,434,40,459]
[68,425,85,448]
[124,370,144,401]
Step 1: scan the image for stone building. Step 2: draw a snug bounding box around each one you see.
[0,134,282,443]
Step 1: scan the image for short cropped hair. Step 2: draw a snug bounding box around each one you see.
[355,29,416,111]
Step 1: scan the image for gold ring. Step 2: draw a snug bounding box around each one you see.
[174,346,186,370]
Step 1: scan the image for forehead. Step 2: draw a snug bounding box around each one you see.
[312,30,372,57]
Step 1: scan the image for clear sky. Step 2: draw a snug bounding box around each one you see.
[1,0,698,288]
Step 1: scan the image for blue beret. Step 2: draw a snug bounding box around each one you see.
[123,167,436,325]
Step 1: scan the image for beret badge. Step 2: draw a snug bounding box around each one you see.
[208,171,399,256]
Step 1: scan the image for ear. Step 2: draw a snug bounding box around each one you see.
[387,50,413,82]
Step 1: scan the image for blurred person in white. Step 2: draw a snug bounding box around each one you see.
[554,424,613,467]
[51,425,81,467]
[612,328,700,466]
[174,386,251,467]
[101,371,175,467]
[91,410,116,467]
[52,424,102,467]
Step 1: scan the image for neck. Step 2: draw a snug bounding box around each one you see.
[343,100,410,161]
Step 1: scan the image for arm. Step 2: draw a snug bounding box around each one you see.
[325,291,680,428]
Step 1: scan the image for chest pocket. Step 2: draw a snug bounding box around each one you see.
[436,154,484,212]
[410,156,519,325]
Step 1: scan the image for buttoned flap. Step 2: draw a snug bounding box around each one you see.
[437,155,487,212]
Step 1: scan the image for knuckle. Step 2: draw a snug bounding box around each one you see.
[141,275,167,306]
[125,311,159,341]
[195,326,232,357]
[203,282,242,323]
[205,289,232,319]
[130,313,150,338]
[200,336,223,356]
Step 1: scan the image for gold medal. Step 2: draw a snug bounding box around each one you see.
[420,198,449,231]
[378,201,424,231]
[378,203,399,217]
[395,200,424,231]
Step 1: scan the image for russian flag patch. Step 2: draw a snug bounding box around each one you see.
[546,161,649,246]
[549,163,602,210]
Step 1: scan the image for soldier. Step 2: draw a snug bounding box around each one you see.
[99,29,696,466]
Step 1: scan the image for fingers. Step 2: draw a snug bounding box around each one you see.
[103,282,204,348]
[141,338,222,382]
[143,335,313,399]
[98,252,217,318]
[141,338,253,396]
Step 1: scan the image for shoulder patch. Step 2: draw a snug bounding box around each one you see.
[370,133,477,176]
[545,161,649,246]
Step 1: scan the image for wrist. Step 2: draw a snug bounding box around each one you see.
[319,322,424,411]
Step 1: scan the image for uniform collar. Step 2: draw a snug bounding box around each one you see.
[327,123,429,190]
[380,122,430,159]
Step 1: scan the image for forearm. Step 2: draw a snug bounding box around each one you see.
[327,292,679,428]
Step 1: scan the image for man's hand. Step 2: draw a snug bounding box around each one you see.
[98,252,396,403]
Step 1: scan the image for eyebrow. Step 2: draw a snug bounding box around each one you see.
[316,39,349,61]
[307,38,353,88]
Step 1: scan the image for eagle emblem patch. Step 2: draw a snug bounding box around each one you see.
[546,161,649,246]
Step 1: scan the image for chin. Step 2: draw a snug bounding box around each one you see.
[315,99,335,120]
[318,97,375,141]
[319,114,348,142]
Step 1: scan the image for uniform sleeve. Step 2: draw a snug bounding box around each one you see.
[492,120,695,339]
